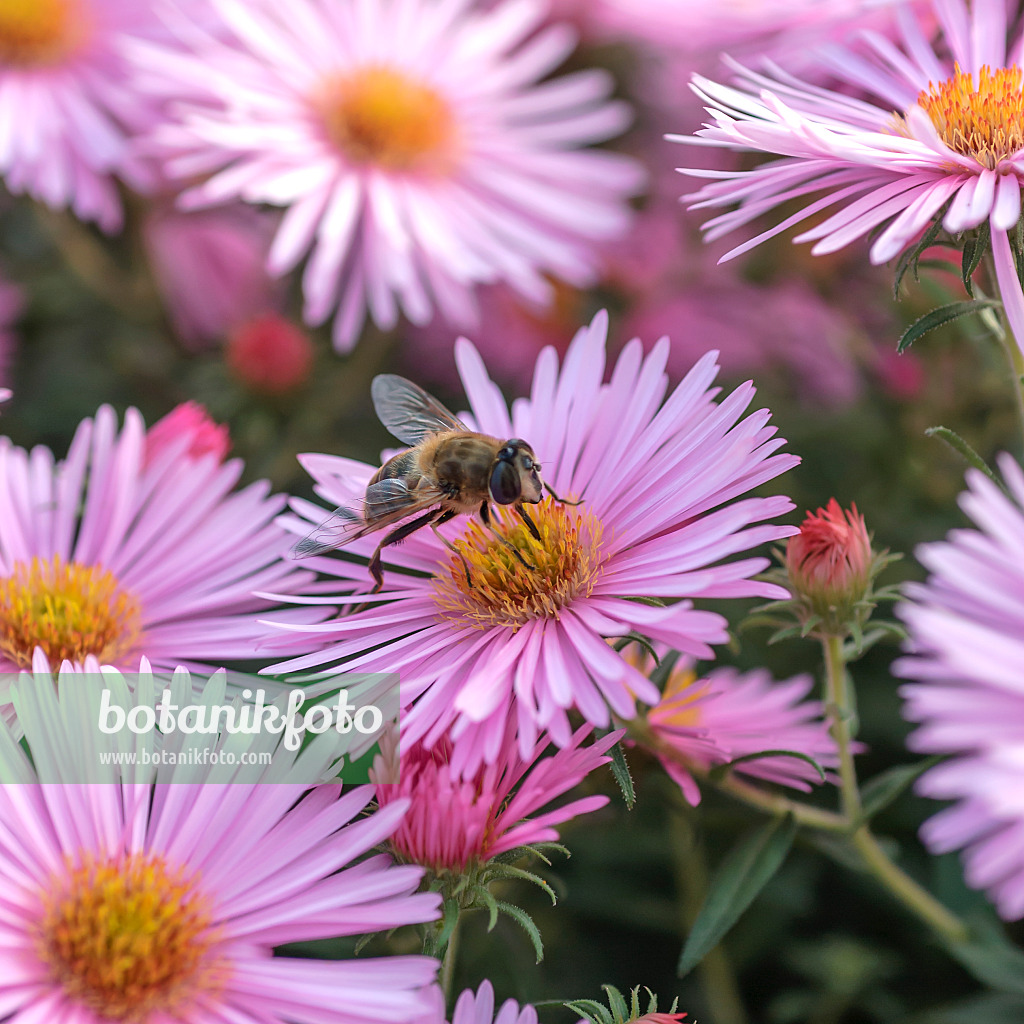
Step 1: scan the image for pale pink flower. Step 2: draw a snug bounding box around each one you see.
[898,455,1024,919]
[137,0,644,350]
[142,202,280,348]
[0,663,441,1024]
[372,721,619,873]
[674,0,1024,355]
[0,403,322,678]
[448,982,537,1024]
[143,399,231,466]
[640,653,839,806]
[268,310,798,770]
[0,0,180,229]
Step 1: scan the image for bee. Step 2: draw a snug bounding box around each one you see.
[293,374,579,589]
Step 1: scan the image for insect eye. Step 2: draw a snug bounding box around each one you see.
[489,461,521,505]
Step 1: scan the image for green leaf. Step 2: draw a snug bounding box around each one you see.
[603,985,629,1023]
[859,757,943,822]
[435,897,460,954]
[898,300,1001,352]
[677,814,797,977]
[962,221,990,296]
[495,900,545,963]
[612,631,660,665]
[563,1000,614,1024]
[947,933,1024,995]
[925,427,1009,493]
[708,749,826,784]
[609,740,635,809]
[486,862,557,904]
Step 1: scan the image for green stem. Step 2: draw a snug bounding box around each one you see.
[669,806,749,1024]
[821,635,969,946]
[981,254,1024,451]
[440,913,460,1010]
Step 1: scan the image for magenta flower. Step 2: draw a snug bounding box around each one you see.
[372,721,619,873]
[673,0,1024,353]
[0,0,176,229]
[0,665,441,1024]
[0,403,322,677]
[640,653,840,806]
[136,0,643,350]
[268,310,798,769]
[897,455,1024,919]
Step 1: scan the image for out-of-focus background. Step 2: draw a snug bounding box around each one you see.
[2,1,1022,1021]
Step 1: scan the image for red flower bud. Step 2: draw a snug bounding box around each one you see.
[145,402,230,467]
[226,313,313,395]
[785,499,873,635]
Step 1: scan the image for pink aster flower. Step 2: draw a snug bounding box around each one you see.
[136,0,643,350]
[0,663,441,1024]
[897,454,1024,919]
[0,403,323,678]
[674,0,1024,354]
[372,721,619,872]
[448,982,537,1024]
[0,0,181,230]
[268,310,799,769]
[637,651,839,806]
[144,399,231,466]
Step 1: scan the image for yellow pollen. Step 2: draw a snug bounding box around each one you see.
[319,65,457,173]
[916,64,1024,169]
[0,555,142,668]
[36,853,222,1022]
[434,496,605,631]
[620,643,707,727]
[0,0,84,66]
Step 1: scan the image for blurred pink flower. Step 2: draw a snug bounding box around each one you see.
[675,0,1024,354]
[0,661,441,1023]
[142,202,280,348]
[268,310,798,771]
[898,455,1024,919]
[144,400,231,466]
[0,404,323,677]
[0,0,185,229]
[137,0,643,350]
[640,653,839,806]
[372,721,619,873]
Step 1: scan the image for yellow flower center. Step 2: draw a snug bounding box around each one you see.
[0,555,143,668]
[434,497,605,631]
[319,65,457,173]
[36,853,222,1022]
[917,64,1024,169]
[0,0,84,66]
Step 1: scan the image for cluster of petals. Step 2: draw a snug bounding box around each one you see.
[642,653,839,805]
[0,659,441,1024]
[0,402,323,677]
[372,720,619,872]
[134,0,644,350]
[0,0,183,229]
[897,455,1024,920]
[268,310,798,771]
[674,0,1024,354]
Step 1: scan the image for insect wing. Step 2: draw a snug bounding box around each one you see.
[371,374,468,445]
[291,478,446,557]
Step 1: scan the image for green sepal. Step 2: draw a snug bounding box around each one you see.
[495,900,545,962]
[898,300,1001,352]
[609,740,636,810]
[708,748,826,784]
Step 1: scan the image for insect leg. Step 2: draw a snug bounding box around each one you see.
[544,482,584,506]
[479,502,536,571]
[515,503,542,541]
[368,509,442,591]
[430,508,473,588]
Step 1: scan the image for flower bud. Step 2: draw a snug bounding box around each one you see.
[785,499,873,636]
[145,402,230,467]
[226,313,313,395]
